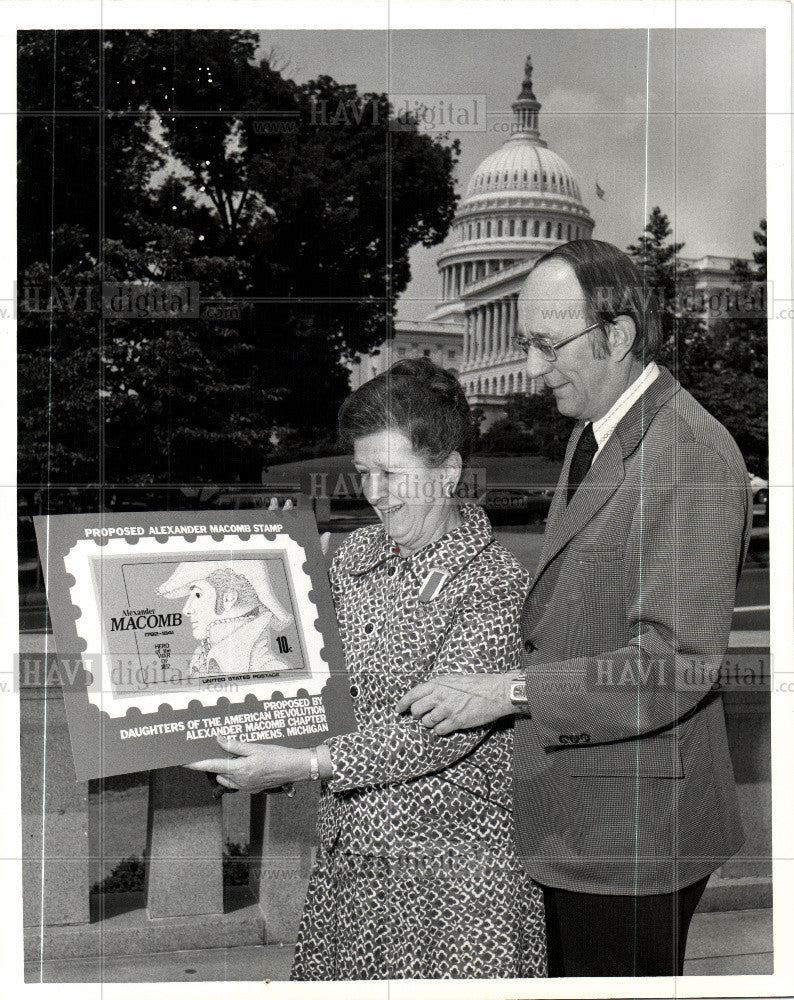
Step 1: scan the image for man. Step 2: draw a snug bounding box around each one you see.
[157,560,294,676]
[398,240,752,977]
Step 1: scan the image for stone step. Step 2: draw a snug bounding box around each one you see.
[699,874,772,912]
[23,888,264,963]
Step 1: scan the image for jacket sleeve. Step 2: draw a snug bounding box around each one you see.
[524,440,750,747]
[324,572,527,792]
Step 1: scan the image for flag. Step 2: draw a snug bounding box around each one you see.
[595,180,606,201]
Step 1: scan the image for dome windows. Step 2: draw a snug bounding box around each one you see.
[497,220,503,236]
[521,219,528,236]
[545,221,552,238]
[486,220,492,237]
[533,220,540,237]
[509,219,515,236]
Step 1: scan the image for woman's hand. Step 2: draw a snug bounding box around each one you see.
[185,737,311,793]
[267,496,332,558]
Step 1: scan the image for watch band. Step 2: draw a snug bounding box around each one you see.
[309,746,320,781]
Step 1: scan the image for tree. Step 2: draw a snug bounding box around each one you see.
[628,210,768,475]
[17,30,169,268]
[626,206,706,382]
[18,30,461,492]
[18,220,278,489]
[707,218,768,475]
[627,206,686,328]
[478,390,573,460]
[731,218,766,284]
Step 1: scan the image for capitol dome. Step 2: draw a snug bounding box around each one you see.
[432,56,594,317]
[465,142,582,202]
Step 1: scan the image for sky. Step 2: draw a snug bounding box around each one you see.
[258,29,765,321]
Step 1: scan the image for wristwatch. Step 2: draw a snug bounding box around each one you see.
[510,680,529,706]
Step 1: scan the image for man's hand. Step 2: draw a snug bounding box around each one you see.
[185,737,312,793]
[396,673,515,735]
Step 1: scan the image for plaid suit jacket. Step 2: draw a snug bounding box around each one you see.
[514,366,752,894]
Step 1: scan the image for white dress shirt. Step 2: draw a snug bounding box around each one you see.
[589,361,660,459]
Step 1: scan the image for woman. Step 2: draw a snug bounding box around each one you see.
[193,359,546,980]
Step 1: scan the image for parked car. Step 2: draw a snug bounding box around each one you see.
[480,485,553,526]
[749,473,768,507]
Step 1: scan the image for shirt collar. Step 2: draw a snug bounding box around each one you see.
[590,361,660,452]
[345,503,494,582]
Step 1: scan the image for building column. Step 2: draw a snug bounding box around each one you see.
[497,299,506,358]
[491,300,499,360]
[490,301,498,360]
[461,314,467,365]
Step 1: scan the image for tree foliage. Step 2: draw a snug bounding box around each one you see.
[478,390,574,460]
[627,210,768,475]
[18,29,460,492]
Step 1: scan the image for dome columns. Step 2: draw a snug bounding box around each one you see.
[463,293,521,369]
[441,262,469,301]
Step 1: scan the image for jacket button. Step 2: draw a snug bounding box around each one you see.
[524,639,536,653]
[350,684,359,698]
[387,565,397,577]
[364,623,374,634]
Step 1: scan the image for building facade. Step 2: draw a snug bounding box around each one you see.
[349,56,595,427]
[351,57,749,429]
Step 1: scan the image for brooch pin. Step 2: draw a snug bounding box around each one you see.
[418,567,451,603]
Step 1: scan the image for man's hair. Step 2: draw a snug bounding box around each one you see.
[205,568,261,616]
[338,357,474,465]
[534,239,662,361]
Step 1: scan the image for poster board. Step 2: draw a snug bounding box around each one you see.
[33,507,356,780]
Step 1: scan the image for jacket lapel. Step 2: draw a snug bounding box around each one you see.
[529,366,680,590]
[533,433,625,583]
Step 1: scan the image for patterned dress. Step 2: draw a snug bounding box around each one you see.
[291,504,547,980]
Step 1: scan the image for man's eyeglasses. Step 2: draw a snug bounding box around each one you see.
[512,321,603,362]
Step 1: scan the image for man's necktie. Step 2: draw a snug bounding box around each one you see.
[567,423,598,503]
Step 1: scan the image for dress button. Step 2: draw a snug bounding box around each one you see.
[524,639,536,653]
[387,565,397,577]
[364,623,374,634]
[350,684,359,698]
